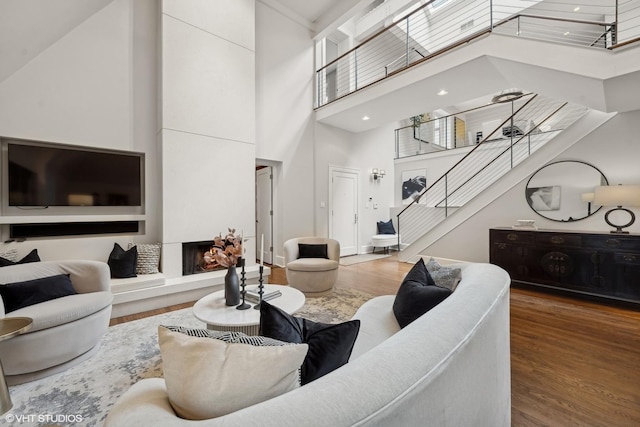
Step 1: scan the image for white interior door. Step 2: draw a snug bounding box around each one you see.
[256,167,273,264]
[330,167,359,257]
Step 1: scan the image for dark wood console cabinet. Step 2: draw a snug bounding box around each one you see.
[490,228,640,304]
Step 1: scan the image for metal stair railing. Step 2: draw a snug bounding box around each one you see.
[395,99,521,158]
[396,94,588,250]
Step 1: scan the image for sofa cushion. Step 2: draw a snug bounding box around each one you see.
[0,273,76,313]
[158,326,308,420]
[0,249,40,267]
[259,301,360,385]
[287,258,338,272]
[9,291,113,332]
[107,243,137,278]
[393,258,452,328]
[377,219,396,234]
[425,258,462,291]
[298,243,328,259]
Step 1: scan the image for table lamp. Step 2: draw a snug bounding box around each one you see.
[593,185,640,234]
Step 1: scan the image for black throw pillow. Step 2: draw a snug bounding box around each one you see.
[377,219,396,235]
[392,258,452,328]
[0,249,41,267]
[108,243,138,278]
[298,243,328,259]
[259,301,360,385]
[0,274,76,313]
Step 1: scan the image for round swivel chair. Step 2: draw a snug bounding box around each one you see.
[283,237,340,297]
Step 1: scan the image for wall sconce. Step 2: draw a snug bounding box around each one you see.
[372,168,385,180]
[593,185,640,234]
[581,192,594,215]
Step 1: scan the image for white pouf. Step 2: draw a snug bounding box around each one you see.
[371,234,399,254]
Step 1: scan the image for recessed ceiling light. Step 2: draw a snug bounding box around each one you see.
[573,6,580,12]
[362,115,370,121]
[564,31,571,36]
[437,89,448,96]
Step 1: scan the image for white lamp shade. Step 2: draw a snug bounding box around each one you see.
[581,192,595,203]
[593,185,640,207]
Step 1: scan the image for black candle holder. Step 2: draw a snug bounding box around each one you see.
[236,258,250,310]
[253,265,265,310]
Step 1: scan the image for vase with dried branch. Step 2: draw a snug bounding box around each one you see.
[205,228,243,305]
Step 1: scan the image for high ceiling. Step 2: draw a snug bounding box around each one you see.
[0,0,357,83]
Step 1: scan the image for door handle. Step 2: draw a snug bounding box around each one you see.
[354,214,358,224]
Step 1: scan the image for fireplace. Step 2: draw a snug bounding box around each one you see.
[182,240,223,276]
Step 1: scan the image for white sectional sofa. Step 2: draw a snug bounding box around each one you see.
[0,260,113,385]
[105,262,511,426]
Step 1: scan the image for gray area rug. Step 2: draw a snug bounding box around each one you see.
[3,288,372,427]
[339,253,390,266]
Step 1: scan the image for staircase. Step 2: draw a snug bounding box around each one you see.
[397,104,616,261]
[395,92,600,261]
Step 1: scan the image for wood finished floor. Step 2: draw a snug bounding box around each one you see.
[110,256,640,426]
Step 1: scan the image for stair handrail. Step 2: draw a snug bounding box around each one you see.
[494,13,616,31]
[316,0,437,76]
[430,101,569,210]
[397,94,538,219]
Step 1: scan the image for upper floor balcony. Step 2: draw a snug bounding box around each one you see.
[314,0,640,119]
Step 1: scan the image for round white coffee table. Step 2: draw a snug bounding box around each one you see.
[193,285,305,335]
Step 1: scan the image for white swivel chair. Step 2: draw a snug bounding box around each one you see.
[283,237,340,297]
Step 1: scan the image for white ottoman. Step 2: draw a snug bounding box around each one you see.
[371,234,399,254]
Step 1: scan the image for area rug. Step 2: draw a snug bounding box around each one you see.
[3,288,372,427]
[340,253,390,266]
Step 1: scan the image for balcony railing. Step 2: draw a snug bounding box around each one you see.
[316,0,640,108]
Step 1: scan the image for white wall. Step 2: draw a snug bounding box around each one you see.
[255,1,316,265]
[315,121,397,254]
[423,109,640,262]
[160,0,256,278]
[0,0,160,262]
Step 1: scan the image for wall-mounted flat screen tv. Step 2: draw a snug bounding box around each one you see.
[5,140,143,207]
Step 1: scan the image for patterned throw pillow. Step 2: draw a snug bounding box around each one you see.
[425,258,462,291]
[0,249,41,267]
[162,326,288,347]
[158,326,308,420]
[128,243,161,274]
[0,248,18,263]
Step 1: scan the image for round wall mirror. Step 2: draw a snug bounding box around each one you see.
[525,160,608,222]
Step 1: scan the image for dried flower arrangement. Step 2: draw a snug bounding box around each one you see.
[203,228,243,268]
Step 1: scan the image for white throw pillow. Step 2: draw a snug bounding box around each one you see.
[158,326,308,420]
